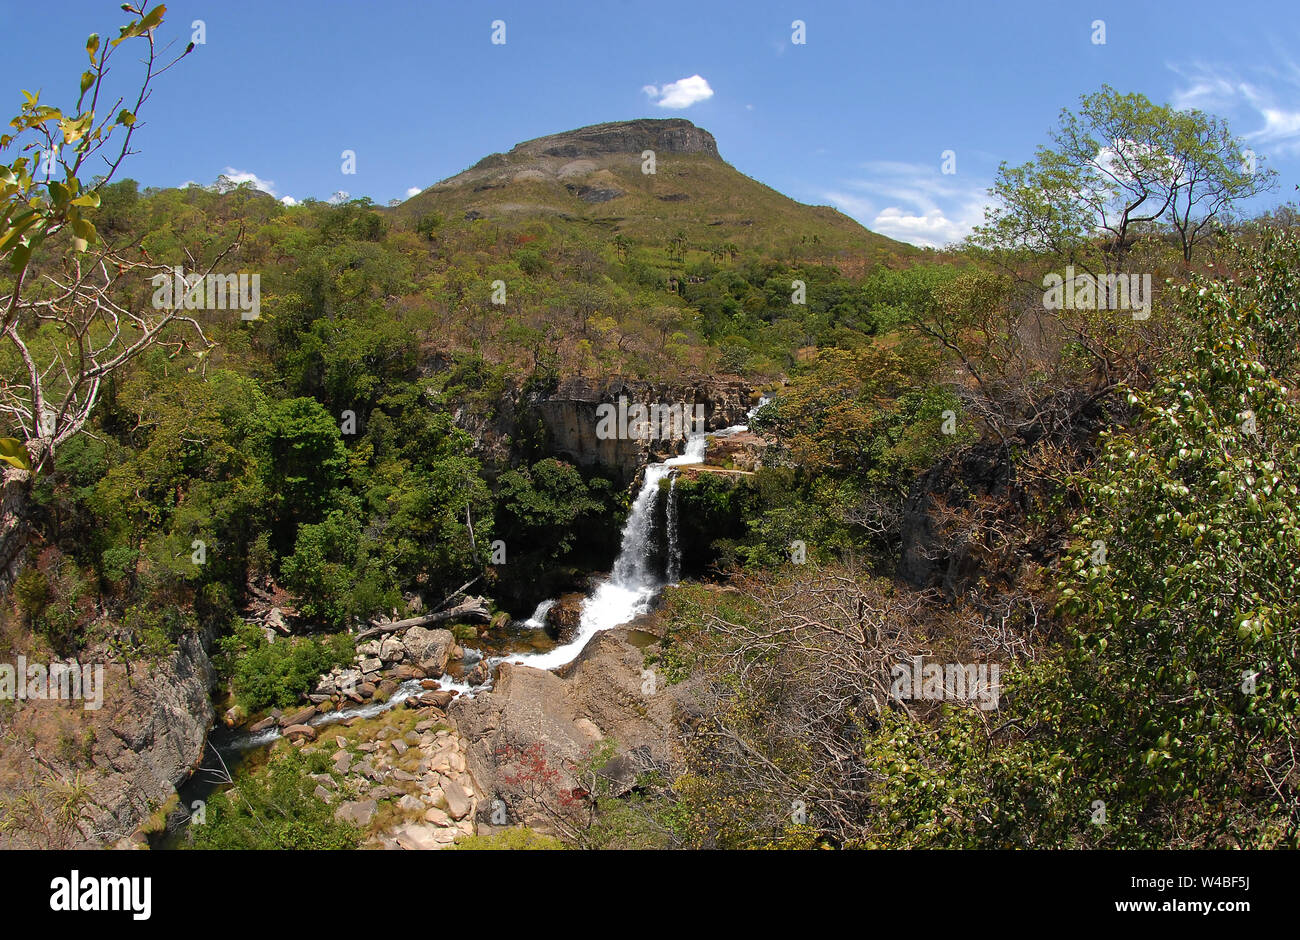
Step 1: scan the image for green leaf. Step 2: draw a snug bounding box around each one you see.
[86,33,100,63]
[0,438,31,471]
[140,5,166,30]
[71,216,96,251]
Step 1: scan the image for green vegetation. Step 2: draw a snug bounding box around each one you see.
[187,748,360,850]
[217,620,355,713]
[451,827,567,850]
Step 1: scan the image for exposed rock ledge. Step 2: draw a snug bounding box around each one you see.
[450,626,694,836]
[0,631,214,849]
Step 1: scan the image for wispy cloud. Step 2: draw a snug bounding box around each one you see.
[821,160,991,249]
[1168,58,1300,156]
[642,74,714,109]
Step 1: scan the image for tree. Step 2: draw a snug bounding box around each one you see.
[863,230,1300,848]
[257,397,348,537]
[974,85,1275,272]
[1,5,206,587]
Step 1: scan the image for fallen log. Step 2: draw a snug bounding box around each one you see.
[355,595,491,640]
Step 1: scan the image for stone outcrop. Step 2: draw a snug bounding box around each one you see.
[441,372,754,481]
[544,593,585,644]
[450,627,693,835]
[0,631,214,848]
[534,376,753,479]
[306,713,480,850]
[503,119,720,162]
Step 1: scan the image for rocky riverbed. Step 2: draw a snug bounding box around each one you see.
[293,705,482,850]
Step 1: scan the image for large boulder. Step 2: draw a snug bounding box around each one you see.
[335,799,377,828]
[450,628,694,835]
[545,593,585,644]
[402,626,455,676]
[379,636,406,663]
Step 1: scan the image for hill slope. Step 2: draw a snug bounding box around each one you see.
[396,118,914,265]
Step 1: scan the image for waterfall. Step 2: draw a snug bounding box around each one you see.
[666,473,681,584]
[521,598,556,630]
[508,428,709,670]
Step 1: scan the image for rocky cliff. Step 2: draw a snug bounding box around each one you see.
[446,373,753,481]
[0,631,214,848]
[450,626,693,836]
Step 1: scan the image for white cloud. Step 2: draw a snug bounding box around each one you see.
[821,160,992,249]
[405,186,422,198]
[216,167,298,204]
[642,74,714,109]
[328,191,350,205]
[1169,59,1300,156]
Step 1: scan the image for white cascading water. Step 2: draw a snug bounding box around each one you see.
[665,474,681,585]
[507,427,710,670]
[520,598,556,629]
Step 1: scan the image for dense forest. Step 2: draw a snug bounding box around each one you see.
[1,5,1297,853]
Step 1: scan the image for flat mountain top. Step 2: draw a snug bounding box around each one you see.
[492,118,720,163]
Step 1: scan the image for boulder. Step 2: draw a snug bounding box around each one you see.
[389,664,426,681]
[334,799,377,828]
[419,690,455,709]
[466,658,491,687]
[379,636,407,663]
[393,823,441,850]
[442,779,472,820]
[282,705,317,727]
[282,724,316,742]
[450,627,694,834]
[402,626,455,676]
[545,593,585,644]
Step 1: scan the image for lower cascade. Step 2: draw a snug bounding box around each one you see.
[507,431,706,670]
[509,399,766,671]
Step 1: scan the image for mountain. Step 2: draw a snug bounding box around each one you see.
[396,118,914,265]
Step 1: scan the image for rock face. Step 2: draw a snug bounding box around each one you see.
[534,376,753,479]
[450,627,692,834]
[442,372,753,482]
[898,441,1020,594]
[497,119,720,163]
[0,631,215,848]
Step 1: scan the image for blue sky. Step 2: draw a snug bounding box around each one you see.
[2,0,1296,247]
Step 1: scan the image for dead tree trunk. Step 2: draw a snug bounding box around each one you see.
[355,595,491,640]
